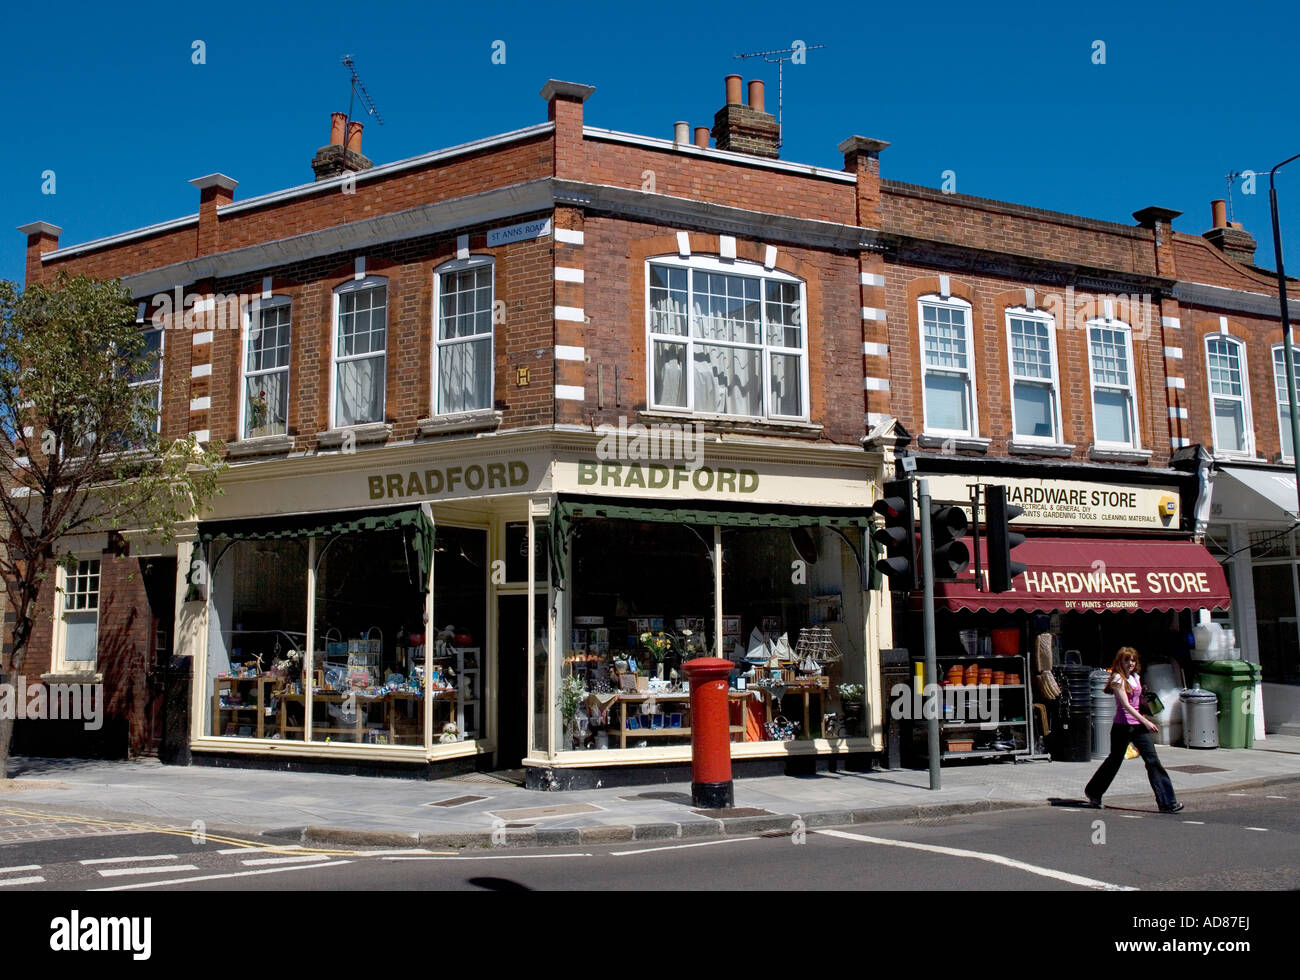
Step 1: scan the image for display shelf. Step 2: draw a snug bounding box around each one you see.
[213,675,274,738]
[455,647,480,738]
[912,654,1035,763]
[613,691,748,748]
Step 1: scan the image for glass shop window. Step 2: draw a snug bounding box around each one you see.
[205,537,308,740]
[564,519,715,751]
[310,530,430,746]
[431,526,488,742]
[721,526,868,739]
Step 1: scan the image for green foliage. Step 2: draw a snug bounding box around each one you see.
[0,272,227,668]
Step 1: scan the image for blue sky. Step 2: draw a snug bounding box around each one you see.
[5,0,1299,286]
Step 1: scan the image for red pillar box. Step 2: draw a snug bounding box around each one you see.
[683,658,735,809]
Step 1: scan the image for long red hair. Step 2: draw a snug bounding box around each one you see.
[1108,647,1140,695]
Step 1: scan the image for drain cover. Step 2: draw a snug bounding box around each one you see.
[488,802,604,821]
[425,795,488,808]
[690,807,774,818]
[1167,765,1229,774]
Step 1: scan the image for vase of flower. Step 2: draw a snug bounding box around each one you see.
[838,683,864,736]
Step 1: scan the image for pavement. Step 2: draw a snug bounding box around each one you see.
[3,735,1299,850]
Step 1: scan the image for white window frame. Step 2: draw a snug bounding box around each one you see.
[432,256,495,415]
[239,295,292,440]
[1205,333,1254,458]
[644,254,810,423]
[1273,343,1300,462]
[53,557,101,673]
[1085,317,1141,450]
[918,294,978,438]
[1004,307,1062,444]
[330,276,389,429]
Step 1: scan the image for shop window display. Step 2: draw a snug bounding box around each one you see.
[561,518,867,751]
[430,526,488,741]
[721,526,867,740]
[206,538,308,740]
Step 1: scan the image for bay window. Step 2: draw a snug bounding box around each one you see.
[920,296,976,436]
[646,256,807,421]
[242,297,291,439]
[332,277,387,427]
[1206,335,1252,456]
[434,257,494,414]
[1087,319,1138,447]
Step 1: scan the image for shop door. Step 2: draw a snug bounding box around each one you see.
[495,595,529,770]
[140,558,177,756]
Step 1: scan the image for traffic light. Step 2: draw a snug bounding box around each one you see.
[985,484,1027,592]
[872,479,917,590]
[929,504,970,580]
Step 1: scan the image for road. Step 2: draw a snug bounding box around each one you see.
[0,781,1296,892]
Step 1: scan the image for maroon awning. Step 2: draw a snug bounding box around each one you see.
[916,537,1231,614]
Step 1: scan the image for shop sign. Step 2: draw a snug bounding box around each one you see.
[486,217,552,247]
[925,474,1179,529]
[574,459,758,494]
[367,460,531,500]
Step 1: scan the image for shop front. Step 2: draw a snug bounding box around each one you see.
[897,469,1230,762]
[1205,464,1300,731]
[176,431,889,786]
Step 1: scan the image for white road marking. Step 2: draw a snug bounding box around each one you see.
[1228,792,1249,796]
[241,854,331,867]
[381,852,592,861]
[1121,815,1143,819]
[1182,821,1205,825]
[815,828,1137,891]
[0,865,41,874]
[97,865,198,878]
[1266,796,1287,800]
[611,838,757,857]
[81,854,177,865]
[93,860,354,891]
[0,876,44,887]
[1245,827,1269,832]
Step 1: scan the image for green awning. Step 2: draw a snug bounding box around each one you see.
[184,505,435,600]
[548,495,872,589]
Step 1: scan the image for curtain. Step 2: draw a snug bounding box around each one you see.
[337,356,383,425]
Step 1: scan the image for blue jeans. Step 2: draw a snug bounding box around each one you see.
[1085,723,1178,809]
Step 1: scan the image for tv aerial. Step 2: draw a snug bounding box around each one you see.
[341,55,385,133]
[734,43,825,148]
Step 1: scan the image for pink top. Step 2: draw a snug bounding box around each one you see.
[1112,671,1142,724]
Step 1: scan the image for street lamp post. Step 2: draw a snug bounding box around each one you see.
[1269,153,1300,517]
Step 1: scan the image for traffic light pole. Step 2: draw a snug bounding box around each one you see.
[918,478,940,790]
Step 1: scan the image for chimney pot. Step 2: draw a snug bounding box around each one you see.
[748,80,765,114]
[674,120,690,145]
[346,121,364,154]
[724,74,743,106]
[1212,199,1227,228]
[330,112,347,147]
[694,126,709,149]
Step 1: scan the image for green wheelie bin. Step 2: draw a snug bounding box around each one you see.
[1194,660,1262,749]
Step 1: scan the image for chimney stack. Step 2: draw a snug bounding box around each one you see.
[674,120,690,145]
[694,126,709,149]
[711,74,780,159]
[1203,199,1258,265]
[312,112,373,182]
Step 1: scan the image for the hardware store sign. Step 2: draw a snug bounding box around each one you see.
[927,475,1180,529]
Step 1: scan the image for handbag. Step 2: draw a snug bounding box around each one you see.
[1140,690,1164,717]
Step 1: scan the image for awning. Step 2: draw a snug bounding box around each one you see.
[920,537,1231,614]
[1214,466,1299,524]
[185,505,435,599]
[548,495,875,590]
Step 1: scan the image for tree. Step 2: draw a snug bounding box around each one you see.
[0,272,226,778]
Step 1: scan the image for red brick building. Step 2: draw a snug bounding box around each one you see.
[13,73,1296,778]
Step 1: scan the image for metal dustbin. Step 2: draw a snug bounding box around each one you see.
[1090,669,1113,759]
[1181,687,1219,749]
[1195,660,1261,749]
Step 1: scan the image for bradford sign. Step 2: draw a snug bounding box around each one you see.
[367,460,530,499]
[926,474,1179,529]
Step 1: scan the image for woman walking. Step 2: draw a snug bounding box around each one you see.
[1084,647,1183,813]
